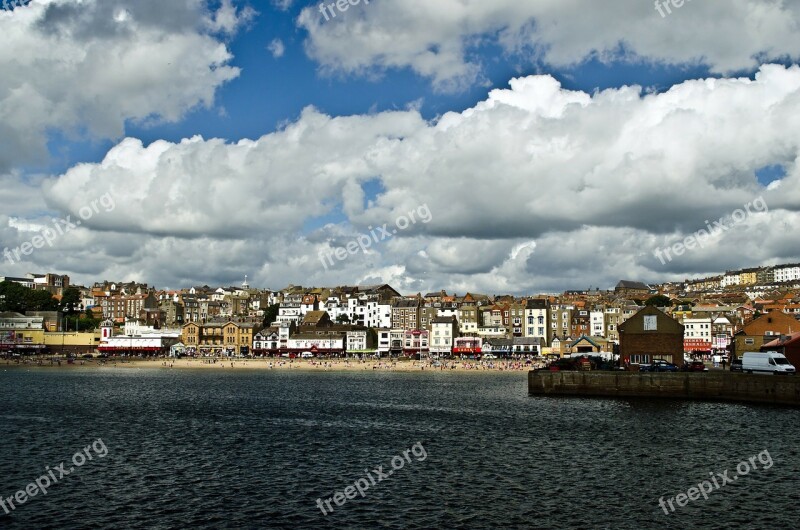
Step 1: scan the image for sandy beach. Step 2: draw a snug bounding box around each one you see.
[2,357,541,372]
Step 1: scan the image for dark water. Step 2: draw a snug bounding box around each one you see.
[0,367,798,529]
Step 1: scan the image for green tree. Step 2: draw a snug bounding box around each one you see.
[645,295,671,307]
[60,287,81,313]
[336,314,351,324]
[0,281,30,312]
[261,304,280,328]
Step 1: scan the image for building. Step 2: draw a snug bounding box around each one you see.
[181,320,258,355]
[457,294,481,336]
[618,306,685,366]
[431,316,458,355]
[733,310,800,357]
[524,299,549,344]
[682,314,713,354]
[392,299,420,331]
[376,328,404,356]
[0,312,45,354]
[567,335,610,355]
[402,329,429,357]
[346,330,374,352]
[453,336,482,357]
[760,332,800,369]
[614,280,651,298]
[512,336,543,355]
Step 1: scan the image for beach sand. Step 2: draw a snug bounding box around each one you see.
[2,357,541,373]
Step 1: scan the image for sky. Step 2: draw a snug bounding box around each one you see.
[2,0,800,295]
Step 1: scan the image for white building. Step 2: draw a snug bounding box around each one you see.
[590,310,605,337]
[346,330,372,352]
[774,264,800,283]
[524,299,549,344]
[431,316,459,354]
[721,271,742,287]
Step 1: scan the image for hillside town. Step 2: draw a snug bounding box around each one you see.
[2,263,800,364]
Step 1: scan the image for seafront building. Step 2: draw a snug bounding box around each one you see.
[4,262,800,358]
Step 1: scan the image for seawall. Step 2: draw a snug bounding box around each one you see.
[528,371,800,407]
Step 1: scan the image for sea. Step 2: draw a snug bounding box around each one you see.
[0,367,798,529]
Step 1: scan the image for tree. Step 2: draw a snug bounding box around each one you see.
[336,314,351,324]
[645,295,671,307]
[60,287,81,313]
[0,281,58,312]
[261,304,280,328]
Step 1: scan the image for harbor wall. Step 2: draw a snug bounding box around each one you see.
[528,371,800,406]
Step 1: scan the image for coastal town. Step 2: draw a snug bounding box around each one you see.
[2,263,800,369]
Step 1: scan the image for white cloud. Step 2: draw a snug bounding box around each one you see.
[297,0,800,91]
[268,38,285,58]
[0,0,246,172]
[17,64,800,292]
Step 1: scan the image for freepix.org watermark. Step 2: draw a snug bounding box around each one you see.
[654,196,767,265]
[318,204,432,270]
[315,441,427,516]
[0,439,109,516]
[318,0,370,22]
[3,191,115,265]
[658,449,773,515]
[654,0,692,18]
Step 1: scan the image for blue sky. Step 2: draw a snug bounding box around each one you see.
[3,0,800,292]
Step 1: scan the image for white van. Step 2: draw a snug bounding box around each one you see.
[300,351,314,358]
[741,351,796,375]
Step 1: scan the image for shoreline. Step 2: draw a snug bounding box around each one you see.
[1,357,542,373]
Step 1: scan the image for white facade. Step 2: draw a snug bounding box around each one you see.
[431,318,458,354]
[590,311,605,337]
[721,272,741,287]
[346,330,371,352]
[682,316,712,341]
[524,303,548,343]
[774,264,800,283]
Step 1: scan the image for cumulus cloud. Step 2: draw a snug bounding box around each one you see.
[297,0,800,91]
[11,64,796,292]
[268,38,285,58]
[0,0,246,172]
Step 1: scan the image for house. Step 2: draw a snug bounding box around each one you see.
[481,338,512,356]
[524,299,549,344]
[346,330,374,352]
[402,329,429,357]
[614,280,651,298]
[431,316,459,355]
[567,335,610,355]
[181,320,258,355]
[512,336,542,355]
[392,299,421,331]
[760,332,800,368]
[733,309,800,357]
[618,306,684,366]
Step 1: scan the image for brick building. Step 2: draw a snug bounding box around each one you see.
[733,310,800,357]
[618,306,684,366]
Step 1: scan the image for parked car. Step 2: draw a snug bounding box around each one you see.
[481,353,497,360]
[730,359,743,372]
[742,351,796,375]
[643,359,680,372]
[688,360,708,372]
[300,352,314,358]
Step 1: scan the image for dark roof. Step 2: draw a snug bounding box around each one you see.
[616,280,651,290]
[526,299,548,309]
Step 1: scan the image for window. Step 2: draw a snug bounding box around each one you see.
[745,338,755,345]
